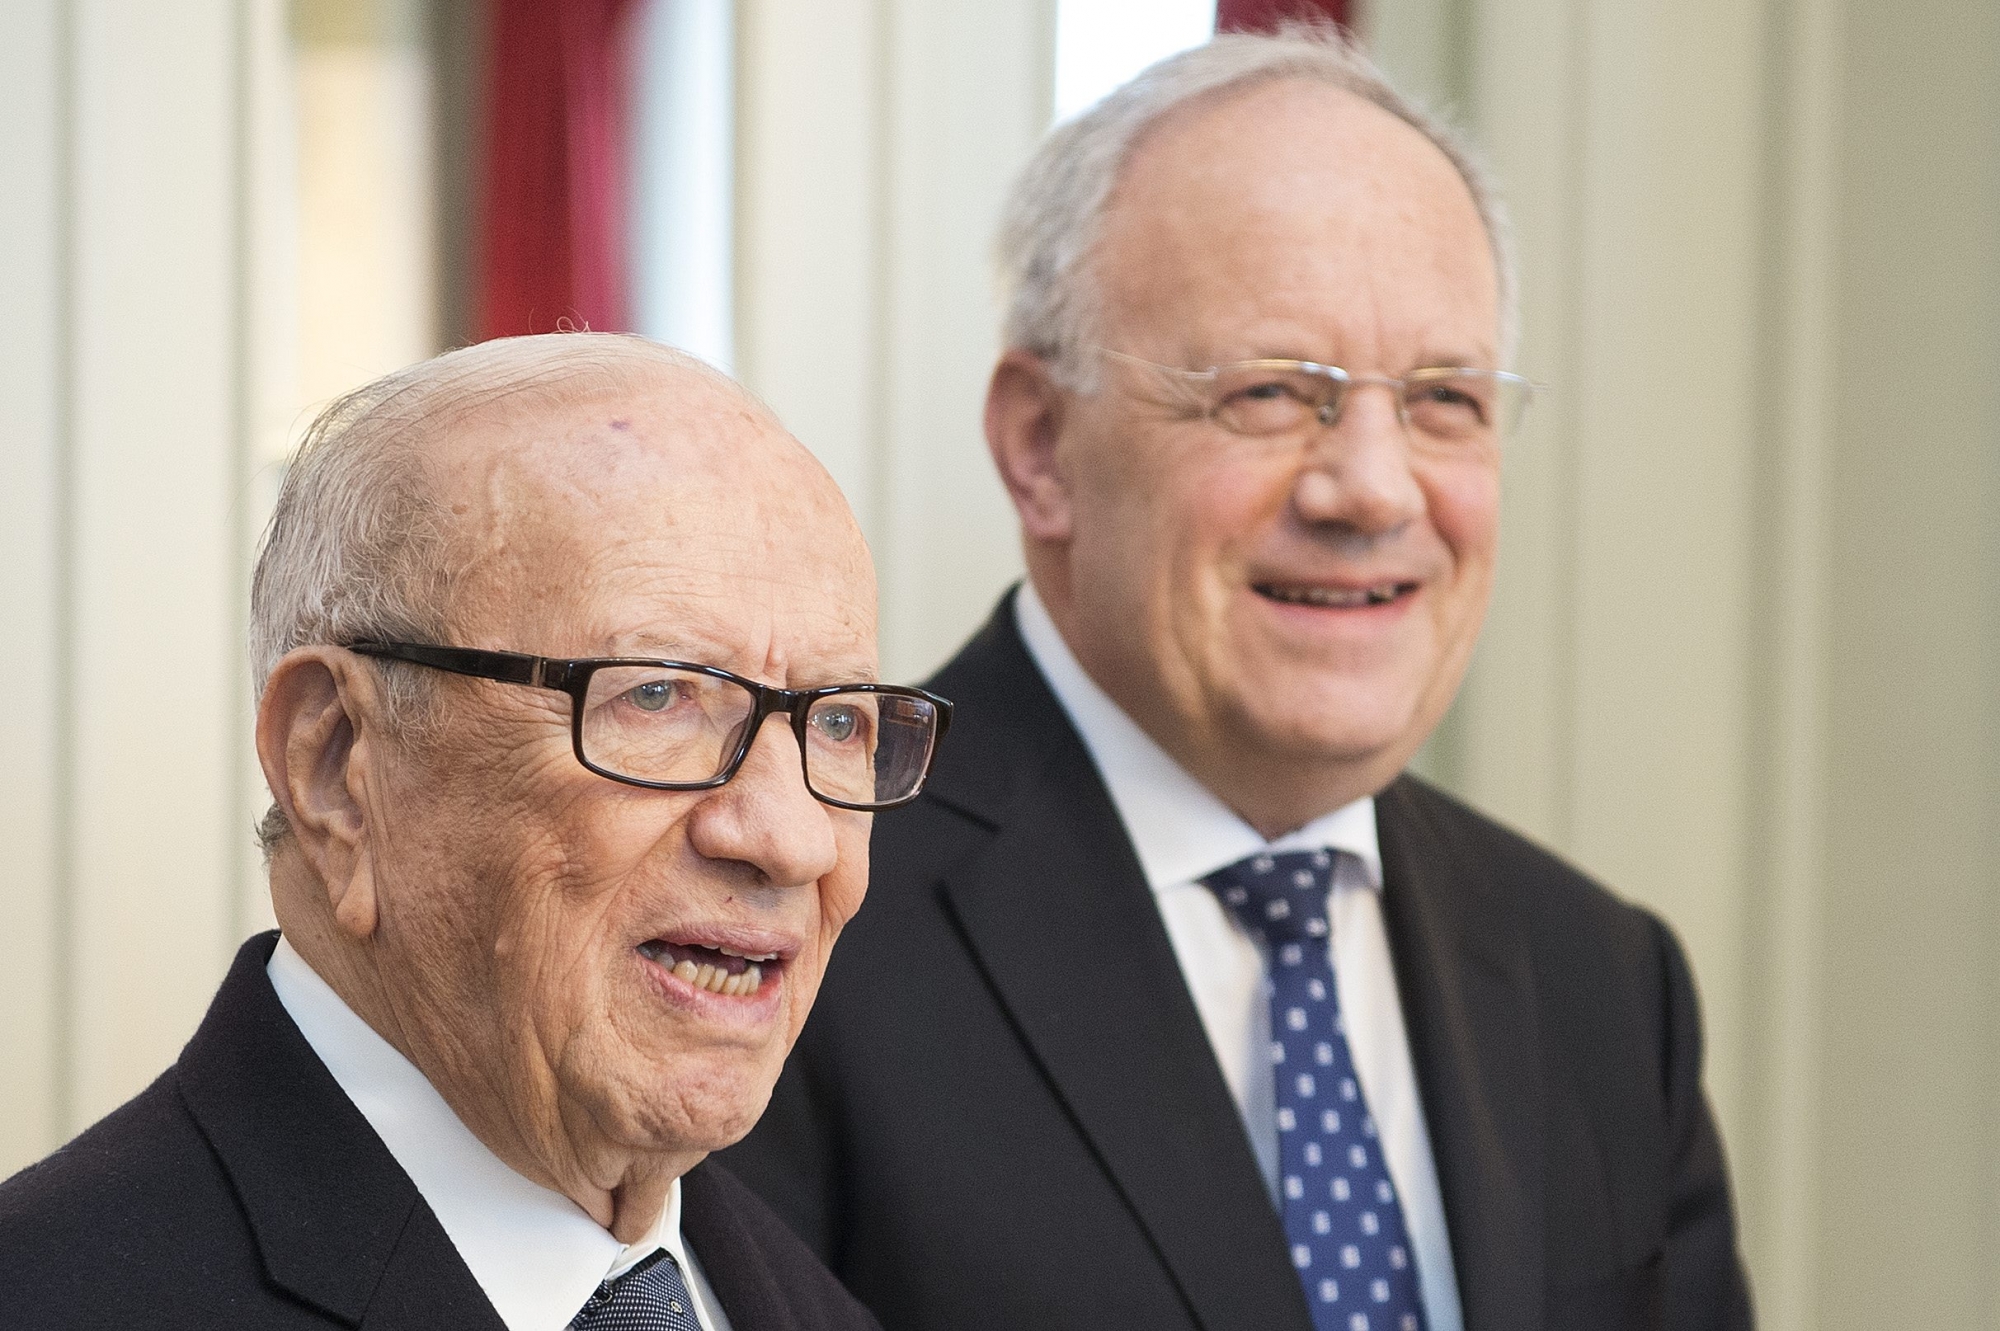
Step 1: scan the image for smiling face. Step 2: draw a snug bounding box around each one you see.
[360,367,877,1185]
[1024,78,1502,833]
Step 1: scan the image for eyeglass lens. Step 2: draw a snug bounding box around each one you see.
[1205,363,1527,440]
[580,665,938,806]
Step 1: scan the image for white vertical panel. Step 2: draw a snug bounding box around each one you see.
[1734,1,1839,1324]
[294,19,437,411]
[1052,0,1211,122]
[65,0,245,1127]
[630,0,736,370]
[238,0,296,942]
[734,0,887,535]
[873,0,1046,681]
[0,0,66,1174]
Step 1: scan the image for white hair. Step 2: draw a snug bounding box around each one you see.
[248,332,721,853]
[997,24,1518,386]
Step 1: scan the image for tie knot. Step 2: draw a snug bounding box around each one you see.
[570,1249,703,1330]
[1201,849,1337,945]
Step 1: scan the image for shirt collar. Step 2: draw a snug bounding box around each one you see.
[267,937,699,1330]
[1013,580,1382,893]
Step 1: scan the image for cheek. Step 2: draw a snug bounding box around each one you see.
[492,787,697,985]
[1081,446,1277,607]
[1419,458,1500,573]
[786,824,870,1026]
[816,822,872,943]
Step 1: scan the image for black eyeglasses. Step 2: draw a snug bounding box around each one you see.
[349,642,952,811]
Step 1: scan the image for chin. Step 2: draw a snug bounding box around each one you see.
[613,1054,780,1153]
[1239,686,1423,765]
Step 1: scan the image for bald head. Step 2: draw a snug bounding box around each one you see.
[414,338,873,677]
[251,333,865,713]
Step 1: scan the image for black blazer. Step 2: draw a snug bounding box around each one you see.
[0,932,882,1331]
[720,594,1752,1331]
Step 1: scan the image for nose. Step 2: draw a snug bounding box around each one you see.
[684,713,841,889]
[1290,380,1427,535]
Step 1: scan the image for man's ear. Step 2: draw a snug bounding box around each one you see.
[984,349,1076,544]
[255,647,386,940]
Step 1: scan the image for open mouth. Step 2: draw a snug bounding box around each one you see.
[1254,581,1417,608]
[637,939,779,997]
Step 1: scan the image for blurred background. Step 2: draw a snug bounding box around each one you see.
[2,0,1995,1325]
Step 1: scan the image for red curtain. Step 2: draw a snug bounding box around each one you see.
[1215,0,1351,33]
[475,0,642,340]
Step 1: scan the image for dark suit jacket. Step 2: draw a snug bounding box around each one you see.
[720,594,1752,1331]
[0,931,882,1331]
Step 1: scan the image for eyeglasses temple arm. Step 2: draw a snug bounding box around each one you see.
[349,642,551,689]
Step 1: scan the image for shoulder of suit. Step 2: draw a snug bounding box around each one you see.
[865,596,1084,885]
[0,1063,246,1304]
[0,1065,202,1218]
[1382,774,1673,961]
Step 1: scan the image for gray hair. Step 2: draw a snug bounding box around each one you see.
[997,24,1518,386]
[249,332,718,854]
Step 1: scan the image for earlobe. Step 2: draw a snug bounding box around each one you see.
[255,648,382,939]
[983,351,1074,543]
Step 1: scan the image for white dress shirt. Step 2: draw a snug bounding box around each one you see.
[267,937,734,1331]
[1015,583,1465,1331]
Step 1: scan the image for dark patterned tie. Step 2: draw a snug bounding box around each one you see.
[1203,849,1426,1331]
[569,1249,704,1331]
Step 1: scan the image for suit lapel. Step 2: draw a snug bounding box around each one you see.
[1376,780,1545,1331]
[927,600,1312,1331]
[678,1164,785,1331]
[177,933,507,1330]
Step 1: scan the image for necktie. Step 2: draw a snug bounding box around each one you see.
[569,1250,704,1331]
[1203,849,1426,1331]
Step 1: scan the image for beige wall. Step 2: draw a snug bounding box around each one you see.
[1,1,1995,1323]
[734,0,1047,683]
[1375,0,2000,1325]
[1815,1,2000,1321]
[0,0,279,1166]
[0,0,432,1169]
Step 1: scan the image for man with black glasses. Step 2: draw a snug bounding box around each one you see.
[0,333,943,1330]
[725,28,1752,1331]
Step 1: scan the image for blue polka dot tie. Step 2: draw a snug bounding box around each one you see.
[1204,849,1426,1331]
[569,1249,704,1330]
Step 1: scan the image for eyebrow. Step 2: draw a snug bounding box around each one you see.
[614,630,714,660]
[605,631,880,687]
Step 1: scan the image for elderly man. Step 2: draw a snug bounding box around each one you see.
[0,334,947,1330]
[723,29,1751,1331]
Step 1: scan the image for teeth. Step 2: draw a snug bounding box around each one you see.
[716,946,779,962]
[643,943,769,995]
[1262,583,1404,607]
[697,962,762,997]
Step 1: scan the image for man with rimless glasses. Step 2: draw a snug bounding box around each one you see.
[0,334,930,1330]
[725,27,1750,1331]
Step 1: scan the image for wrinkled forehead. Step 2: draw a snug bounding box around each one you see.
[427,376,877,679]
